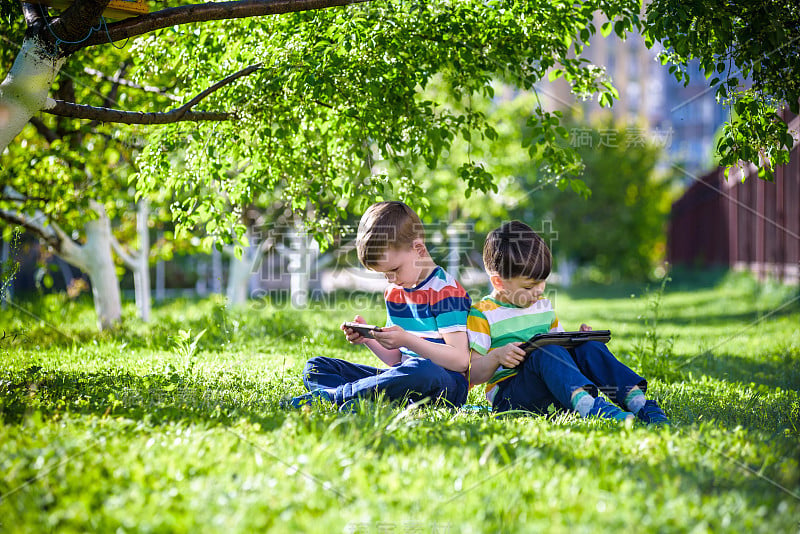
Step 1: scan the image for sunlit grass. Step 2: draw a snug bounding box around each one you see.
[1,274,799,532]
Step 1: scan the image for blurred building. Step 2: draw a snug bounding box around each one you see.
[540,27,729,177]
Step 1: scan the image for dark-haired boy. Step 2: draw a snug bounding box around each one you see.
[468,221,669,424]
[285,201,471,409]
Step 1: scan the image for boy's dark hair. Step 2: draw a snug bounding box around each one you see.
[356,201,425,268]
[483,220,551,280]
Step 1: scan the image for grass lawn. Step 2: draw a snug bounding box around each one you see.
[1,273,799,532]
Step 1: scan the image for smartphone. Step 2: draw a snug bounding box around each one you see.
[342,321,382,339]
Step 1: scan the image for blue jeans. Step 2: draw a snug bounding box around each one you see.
[492,341,646,414]
[303,356,469,407]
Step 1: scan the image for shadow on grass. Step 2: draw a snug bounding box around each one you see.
[644,300,800,327]
[3,355,797,439]
[680,351,800,391]
[0,367,292,431]
[580,306,800,330]
[622,347,800,396]
[3,292,381,352]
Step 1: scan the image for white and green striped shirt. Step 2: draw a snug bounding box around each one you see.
[467,296,563,403]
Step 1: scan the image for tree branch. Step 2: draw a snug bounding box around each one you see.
[84,66,180,101]
[50,0,112,45]
[0,194,52,203]
[76,64,131,131]
[0,209,60,250]
[109,232,138,269]
[103,63,129,108]
[74,0,370,51]
[28,117,59,143]
[42,63,261,124]
[176,62,262,118]
[43,101,232,124]
[0,188,90,271]
[22,2,44,29]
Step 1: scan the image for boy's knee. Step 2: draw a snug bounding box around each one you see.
[394,358,448,388]
[573,341,612,360]
[303,356,327,378]
[582,340,609,352]
[399,356,439,374]
[528,346,570,363]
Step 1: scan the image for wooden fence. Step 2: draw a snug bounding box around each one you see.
[668,111,800,283]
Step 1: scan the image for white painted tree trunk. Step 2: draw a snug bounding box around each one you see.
[105,200,155,322]
[211,247,223,294]
[81,213,122,330]
[288,230,308,308]
[195,256,208,295]
[155,231,166,301]
[226,227,267,306]
[134,201,151,321]
[286,226,318,308]
[40,204,123,331]
[226,247,252,305]
[0,36,65,153]
[447,225,461,279]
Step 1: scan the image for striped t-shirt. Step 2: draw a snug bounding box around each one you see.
[384,266,471,361]
[467,296,563,403]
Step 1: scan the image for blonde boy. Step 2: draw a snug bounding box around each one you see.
[286,201,471,409]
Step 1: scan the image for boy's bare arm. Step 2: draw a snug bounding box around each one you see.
[467,351,499,386]
[373,328,470,373]
[467,343,526,386]
[363,340,403,366]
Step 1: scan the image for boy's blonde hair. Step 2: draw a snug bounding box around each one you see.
[356,201,425,268]
[483,220,551,280]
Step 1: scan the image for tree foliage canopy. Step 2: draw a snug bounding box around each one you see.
[643,0,800,179]
[415,89,673,281]
[3,0,798,251]
[129,0,637,243]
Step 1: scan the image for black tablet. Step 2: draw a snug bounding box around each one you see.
[518,330,611,355]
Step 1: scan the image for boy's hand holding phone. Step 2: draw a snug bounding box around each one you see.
[341,316,381,344]
[489,342,526,368]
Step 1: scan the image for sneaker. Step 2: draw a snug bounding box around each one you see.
[636,399,670,425]
[588,397,634,422]
[280,389,333,409]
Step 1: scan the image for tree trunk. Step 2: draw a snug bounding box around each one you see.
[211,246,223,294]
[195,256,208,295]
[0,36,65,153]
[226,226,266,306]
[37,206,123,331]
[82,214,122,330]
[226,249,251,305]
[287,226,318,308]
[155,231,166,301]
[134,200,151,321]
[55,256,75,289]
[446,226,461,279]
